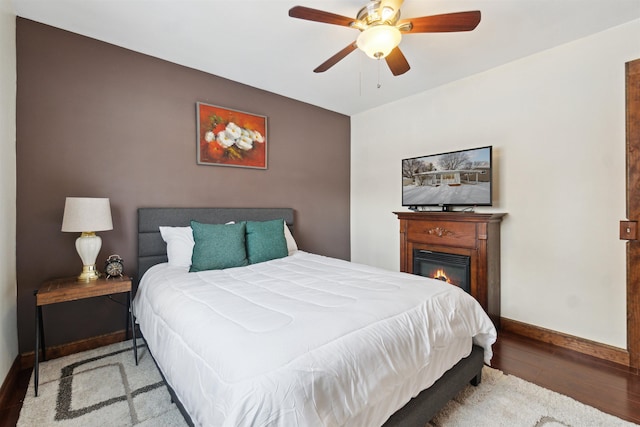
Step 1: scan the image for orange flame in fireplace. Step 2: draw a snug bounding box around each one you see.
[432,268,452,284]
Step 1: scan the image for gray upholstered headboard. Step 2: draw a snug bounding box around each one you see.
[138,207,294,280]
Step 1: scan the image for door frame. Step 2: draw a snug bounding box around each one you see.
[625,58,640,370]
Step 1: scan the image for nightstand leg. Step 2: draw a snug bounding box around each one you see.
[128,291,138,365]
[125,294,130,341]
[34,304,41,397]
[39,306,45,361]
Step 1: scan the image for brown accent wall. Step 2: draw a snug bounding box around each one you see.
[15,18,350,353]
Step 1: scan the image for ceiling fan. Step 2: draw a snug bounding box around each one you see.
[289,0,481,76]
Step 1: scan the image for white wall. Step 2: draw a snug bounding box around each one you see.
[351,20,640,349]
[0,0,18,384]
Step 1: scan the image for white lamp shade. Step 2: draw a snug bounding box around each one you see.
[357,25,402,59]
[61,197,113,232]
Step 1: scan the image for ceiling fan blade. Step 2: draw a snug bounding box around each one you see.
[399,11,481,33]
[314,42,358,73]
[289,6,355,27]
[385,47,410,76]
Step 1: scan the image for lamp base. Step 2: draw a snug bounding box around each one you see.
[75,232,102,281]
[78,264,100,281]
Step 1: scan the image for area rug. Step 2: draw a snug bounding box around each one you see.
[18,340,186,426]
[427,367,637,427]
[18,340,636,426]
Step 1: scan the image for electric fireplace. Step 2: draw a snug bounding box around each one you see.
[413,249,471,294]
[395,211,505,325]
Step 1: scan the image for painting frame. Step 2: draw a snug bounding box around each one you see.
[196,102,268,169]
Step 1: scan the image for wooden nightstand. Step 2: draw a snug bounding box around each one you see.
[33,275,137,397]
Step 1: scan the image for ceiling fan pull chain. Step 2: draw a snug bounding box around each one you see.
[377,58,382,89]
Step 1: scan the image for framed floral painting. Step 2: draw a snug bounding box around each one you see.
[196,102,267,169]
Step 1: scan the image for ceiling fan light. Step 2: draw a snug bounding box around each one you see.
[381,6,396,21]
[356,25,402,59]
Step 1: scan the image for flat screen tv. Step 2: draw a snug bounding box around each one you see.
[402,146,492,211]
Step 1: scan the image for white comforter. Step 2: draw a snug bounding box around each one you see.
[133,251,496,427]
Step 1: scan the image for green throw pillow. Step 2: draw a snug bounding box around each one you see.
[246,219,288,264]
[190,221,248,272]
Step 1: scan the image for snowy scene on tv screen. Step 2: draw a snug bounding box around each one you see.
[402,147,492,206]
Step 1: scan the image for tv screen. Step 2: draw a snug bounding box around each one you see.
[402,146,493,209]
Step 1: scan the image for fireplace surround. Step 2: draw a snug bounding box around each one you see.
[395,212,506,326]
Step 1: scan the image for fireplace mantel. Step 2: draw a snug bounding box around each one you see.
[394,211,506,326]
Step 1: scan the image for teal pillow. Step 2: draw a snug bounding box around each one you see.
[246,219,288,264]
[190,221,248,272]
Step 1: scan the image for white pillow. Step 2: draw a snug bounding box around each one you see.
[159,226,194,268]
[284,225,298,255]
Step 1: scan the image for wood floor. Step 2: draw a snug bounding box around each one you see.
[491,330,640,424]
[1,330,639,426]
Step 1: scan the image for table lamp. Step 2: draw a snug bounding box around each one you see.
[61,197,113,281]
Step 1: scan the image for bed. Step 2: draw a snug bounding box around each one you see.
[133,207,497,427]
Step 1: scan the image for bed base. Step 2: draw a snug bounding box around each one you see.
[139,334,195,427]
[136,207,485,426]
[144,331,483,427]
[382,345,484,426]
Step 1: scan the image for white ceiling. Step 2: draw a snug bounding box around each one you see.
[12,0,640,116]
